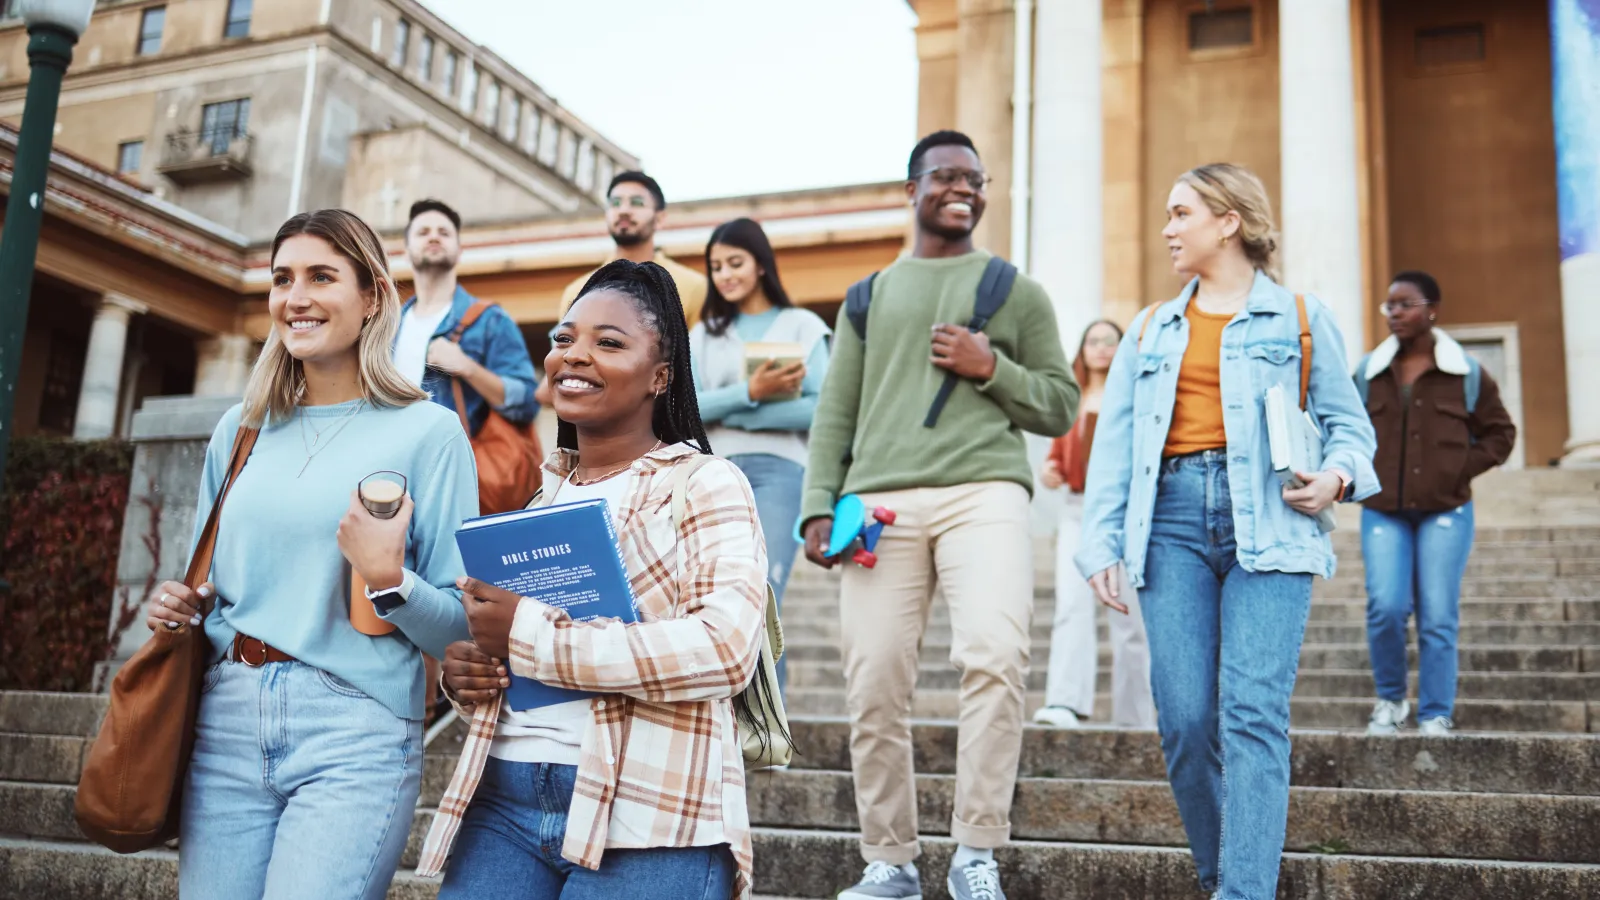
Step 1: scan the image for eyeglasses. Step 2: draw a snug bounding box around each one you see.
[1378,299,1436,315]
[1083,336,1120,349]
[608,195,651,209]
[911,166,992,191]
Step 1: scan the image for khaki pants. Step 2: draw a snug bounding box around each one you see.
[839,481,1034,864]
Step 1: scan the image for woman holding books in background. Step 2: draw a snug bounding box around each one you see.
[689,216,831,694]
[420,260,770,900]
[145,209,478,899]
[1032,319,1156,732]
[1076,164,1377,900]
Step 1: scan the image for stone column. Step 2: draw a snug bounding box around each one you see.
[194,334,256,397]
[1551,0,1600,466]
[72,294,146,440]
[915,0,960,136]
[1277,0,1365,365]
[1030,0,1102,354]
[956,0,1015,258]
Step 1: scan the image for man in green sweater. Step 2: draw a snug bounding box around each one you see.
[803,131,1079,900]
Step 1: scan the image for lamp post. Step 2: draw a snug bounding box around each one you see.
[0,0,95,593]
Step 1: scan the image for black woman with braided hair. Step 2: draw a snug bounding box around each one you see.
[422,259,773,900]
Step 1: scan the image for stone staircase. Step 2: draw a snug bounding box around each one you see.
[3,469,1598,899]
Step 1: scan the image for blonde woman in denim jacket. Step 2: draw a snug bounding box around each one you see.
[1075,164,1378,900]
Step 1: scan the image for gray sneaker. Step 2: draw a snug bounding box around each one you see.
[839,861,921,900]
[947,859,1005,900]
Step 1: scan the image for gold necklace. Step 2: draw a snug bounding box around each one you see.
[570,441,663,486]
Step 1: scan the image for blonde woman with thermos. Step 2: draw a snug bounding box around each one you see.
[144,209,477,899]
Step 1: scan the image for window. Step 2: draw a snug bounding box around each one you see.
[40,333,85,435]
[462,65,479,114]
[117,140,144,174]
[1188,6,1253,51]
[505,95,521,142]
[2,1,21,21]
[558,128,577,178]
[223,0,251,39]
[1415,23,1487,67]
[596,156,615,198]
[392,19,410,67]
[442,50,459,95]
[200,99,250,156]
[418,34,434,81]
[483,79,500,126]
[370,16,381,52]
[137,6,165,56]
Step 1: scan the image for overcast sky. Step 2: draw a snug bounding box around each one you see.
[422,0,920,202]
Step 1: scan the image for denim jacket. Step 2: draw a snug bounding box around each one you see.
[401,285,540,436]
[1075,272,1379,587]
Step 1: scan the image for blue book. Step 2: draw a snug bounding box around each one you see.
[454,499,637,711]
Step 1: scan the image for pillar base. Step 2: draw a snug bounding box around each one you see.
[1560,441,1600,469]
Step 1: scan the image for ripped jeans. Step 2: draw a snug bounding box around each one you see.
[1361,503,1476,722]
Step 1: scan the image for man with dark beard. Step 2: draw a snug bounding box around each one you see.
[399,199,539,432]
[799,131,1078,900]
[557,171,707,323]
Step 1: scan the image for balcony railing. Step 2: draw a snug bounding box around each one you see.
[156,127,254,185]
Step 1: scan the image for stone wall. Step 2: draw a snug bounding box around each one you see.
[96,396,239,689]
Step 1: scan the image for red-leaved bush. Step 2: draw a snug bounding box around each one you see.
[0,437,135,692]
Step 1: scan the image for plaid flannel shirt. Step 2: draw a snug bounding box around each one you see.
[417,443,767,900]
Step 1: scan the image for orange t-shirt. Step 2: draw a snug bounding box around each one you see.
[1162,305,1232,457]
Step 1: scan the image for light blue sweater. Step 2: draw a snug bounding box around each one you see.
[193,399,478,720]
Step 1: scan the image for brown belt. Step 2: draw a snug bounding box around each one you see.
[231,634,296,667]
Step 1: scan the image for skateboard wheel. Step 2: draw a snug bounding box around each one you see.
[852,549,878,569]
[872,507,897,526]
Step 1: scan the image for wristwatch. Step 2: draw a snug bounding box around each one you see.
[1336,471,1355,503]
[366,580,406,615]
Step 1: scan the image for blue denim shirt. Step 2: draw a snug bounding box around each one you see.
[401,285,540,437]
[1075,272,1379,587]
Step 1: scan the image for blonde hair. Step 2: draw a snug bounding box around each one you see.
[242,209,428,427]
[1176,163,1280,281]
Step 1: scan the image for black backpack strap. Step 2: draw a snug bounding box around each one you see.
[844,272,878,340]
[923,257,1018,428]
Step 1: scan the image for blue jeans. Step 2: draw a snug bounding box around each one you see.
[437,758,735,899]
[179,660,422,900]
[1139,451,1312,900]
[728,452,804,695]
[1361,503,1474,721]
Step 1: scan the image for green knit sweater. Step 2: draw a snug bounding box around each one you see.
[801,251,1080,523]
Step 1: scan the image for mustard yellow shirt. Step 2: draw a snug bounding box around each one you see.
[558,249,707,327]
[1163,305,1231,457]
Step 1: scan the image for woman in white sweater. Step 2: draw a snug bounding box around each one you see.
[689,217,830,694]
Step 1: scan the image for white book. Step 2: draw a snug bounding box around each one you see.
[1265,383,1337,533]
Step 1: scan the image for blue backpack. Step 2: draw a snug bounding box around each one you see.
[1354,352,1481,414]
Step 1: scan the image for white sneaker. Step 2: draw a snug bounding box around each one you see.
[839,861,921,900]
[1366,699,1410,735]
[1418,716,1455,737]
[1031,706,1083,728]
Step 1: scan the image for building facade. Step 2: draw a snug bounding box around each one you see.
[0,0,636,241]
[912,0,1597,468]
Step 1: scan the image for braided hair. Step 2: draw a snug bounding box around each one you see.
[561,259,787,760]
[558,259,712,455]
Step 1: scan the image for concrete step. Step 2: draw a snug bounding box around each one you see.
[782,660,1600,702]
[781,640,1600,673]
[0,732,87,783]
[778,719,1600,796]
[745,769,1600,863]
[778,619,1600,647]
[0,692,106,737]
[780,689,1594,733]
[749,827,1600,899]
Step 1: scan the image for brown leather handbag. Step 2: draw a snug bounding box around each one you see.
[75,426,258,853]
[448,300,544,515]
